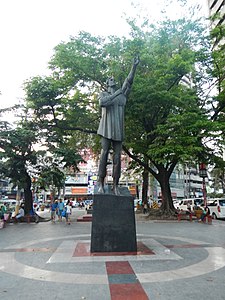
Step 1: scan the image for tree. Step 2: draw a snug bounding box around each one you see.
[0,121,39,214]
[37,163,65,201]
[35,146,85,201]
[203,12,225,197]
[0,118,85,212]
[23,8,223,216]
[210,165,225,195]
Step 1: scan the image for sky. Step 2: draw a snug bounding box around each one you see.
[0,0,207,112]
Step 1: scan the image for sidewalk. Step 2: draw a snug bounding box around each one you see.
[0,209,225,300]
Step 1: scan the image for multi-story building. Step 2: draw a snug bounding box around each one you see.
[207,0,225,22]
[151,165,206,200]
[207,0,225,48]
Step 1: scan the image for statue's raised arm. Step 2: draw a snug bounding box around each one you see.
[122,56,140,96]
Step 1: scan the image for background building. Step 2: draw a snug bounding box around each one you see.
[207,0,225,48]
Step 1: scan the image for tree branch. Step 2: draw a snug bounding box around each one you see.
[122,145,159,179]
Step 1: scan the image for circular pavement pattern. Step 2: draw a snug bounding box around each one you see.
[1,234,225,284]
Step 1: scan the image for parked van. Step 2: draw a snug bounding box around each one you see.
[207,198,225,219]
[0,198,17,207]
[175,198,204,211]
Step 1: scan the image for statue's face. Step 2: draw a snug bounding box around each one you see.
[106,77,116,87]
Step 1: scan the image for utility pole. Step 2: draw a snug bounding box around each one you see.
[199,163,207,206]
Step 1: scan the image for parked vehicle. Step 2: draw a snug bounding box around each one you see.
[134,199,142,207]
[175,198,204,211]
[207,198,225,219]
[0,198,17,207]
[84,200,93,206]
[72,201,79,208]
[133,199,142,211]
[173,199,181,209]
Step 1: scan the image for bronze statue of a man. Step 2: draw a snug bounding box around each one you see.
[97,57,140,195]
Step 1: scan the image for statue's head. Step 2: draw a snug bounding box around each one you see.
[106,77,116,88]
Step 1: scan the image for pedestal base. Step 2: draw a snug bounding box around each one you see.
[90,194,137,252]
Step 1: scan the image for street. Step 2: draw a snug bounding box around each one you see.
[0,209,225,300]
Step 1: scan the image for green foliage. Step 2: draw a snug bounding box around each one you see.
[17,8,225,214]
[0,121,40,213]
[125,18,213,167]
[210,156,225,194]
[0,122,38,188]
[37,164,65,191]
[54,146,84,173]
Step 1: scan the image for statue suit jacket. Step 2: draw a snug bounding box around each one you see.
[97,88,126,142]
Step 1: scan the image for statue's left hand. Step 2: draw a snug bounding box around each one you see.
[133,55,140,66]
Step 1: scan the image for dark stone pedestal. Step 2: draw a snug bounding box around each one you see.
[90,193,137,253]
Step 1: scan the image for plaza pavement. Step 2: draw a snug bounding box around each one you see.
[0,207,225,300]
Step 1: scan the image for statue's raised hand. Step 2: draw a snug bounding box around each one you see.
[133,56,140,66]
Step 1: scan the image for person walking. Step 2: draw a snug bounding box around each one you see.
[65,200,72,225]
[97,56,140,195]
[57,199,65,222]
[50,200,58,223]
[143,203,148,214]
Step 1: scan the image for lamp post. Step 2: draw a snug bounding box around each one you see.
[199,163,207,206]
[188,165,191,198]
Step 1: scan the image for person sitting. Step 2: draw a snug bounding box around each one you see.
[0,203,7,220]
[199,206,210,222]
[15,206,25,222]
[186,203,192,215]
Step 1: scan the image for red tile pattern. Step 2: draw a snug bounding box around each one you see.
[106,261,149,300]
[73,241,155,257]
[106,261,134,275]
[137,242,155,255]
[109,283,149,300]
[73,242,91,256]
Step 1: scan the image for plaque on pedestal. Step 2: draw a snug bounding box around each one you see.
[90,190,137,253]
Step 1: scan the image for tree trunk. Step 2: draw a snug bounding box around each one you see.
[142,168,149,204]
[158,172,176,215]
[222,173,225,194]
[16,189,21,201]
[135,180,139,199]
[23,173,33,214]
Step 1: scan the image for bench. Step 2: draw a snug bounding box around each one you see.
[0,219,5,229]
[177,212,193,221]
[12,215,30,223]
[12,214,39,223]
[203,215,212,225]
[22,215,32,223]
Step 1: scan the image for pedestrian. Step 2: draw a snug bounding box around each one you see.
[57,199,65,222]
[0,202,7,220]
[65,200,72,225]
[97,56,140,195]
[199,205,210,222]
[29,206,39,223]
[143,203,148,214]
[0,202,10,226]
[50,200,58,223]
